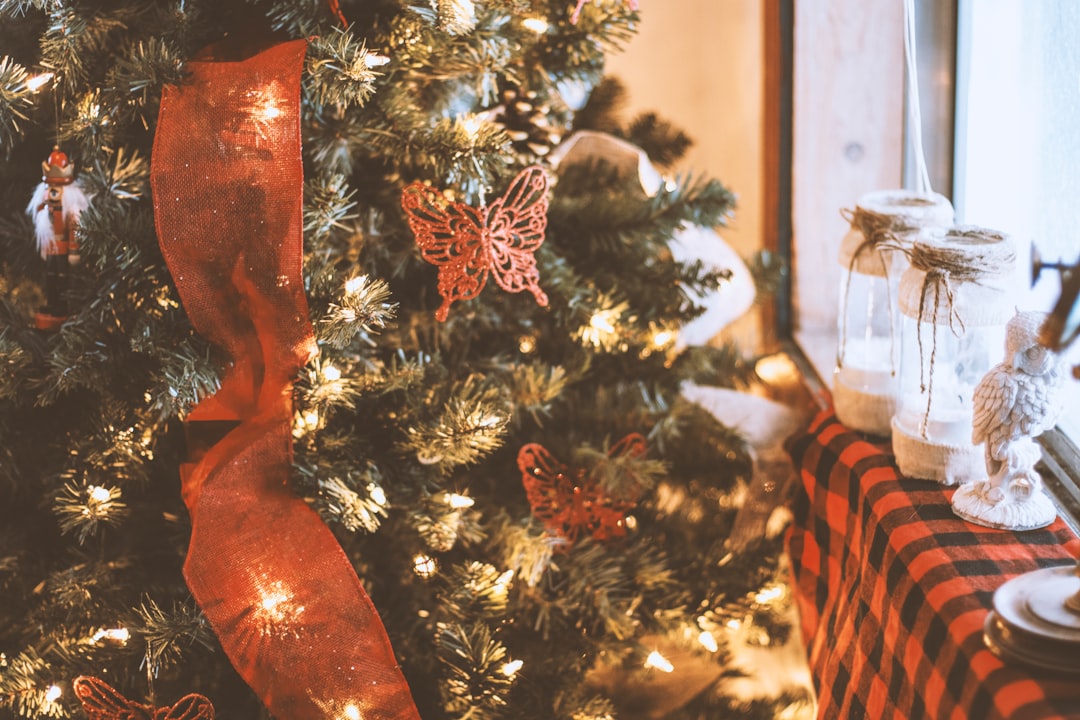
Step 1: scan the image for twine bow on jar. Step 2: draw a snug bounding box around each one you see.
[833,194,954,375]
[836,202,921,371]
[909,227,1015,438]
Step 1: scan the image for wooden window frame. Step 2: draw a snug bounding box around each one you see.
[768,0,1080,529]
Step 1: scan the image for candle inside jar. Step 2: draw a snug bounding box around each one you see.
[836,337,896,393]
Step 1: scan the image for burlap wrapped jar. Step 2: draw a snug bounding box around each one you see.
[891,226,1016,484]
[833,190,953,435]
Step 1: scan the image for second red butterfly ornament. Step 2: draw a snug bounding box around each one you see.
[517,433,647,548]
[401,165,550,322]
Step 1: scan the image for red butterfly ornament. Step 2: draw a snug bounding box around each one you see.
[73,676,215,720]
[401,165,550,321]
[517,433,647,547]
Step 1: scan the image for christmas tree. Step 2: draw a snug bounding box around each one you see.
[0,2,805,718]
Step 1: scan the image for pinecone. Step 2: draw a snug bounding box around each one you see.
[485,83,564,159]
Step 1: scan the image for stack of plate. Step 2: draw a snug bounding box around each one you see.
[984,564,1080,674]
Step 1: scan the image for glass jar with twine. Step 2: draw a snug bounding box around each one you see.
[834,190,953,435]
[892,226,1017,484]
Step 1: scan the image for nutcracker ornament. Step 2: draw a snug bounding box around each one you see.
[27,145,88,330]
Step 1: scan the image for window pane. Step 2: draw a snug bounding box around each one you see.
[955,0,1080,438]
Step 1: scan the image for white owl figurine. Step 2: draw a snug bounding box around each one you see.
[951,311,1066,529]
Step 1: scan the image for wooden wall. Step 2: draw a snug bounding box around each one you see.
[790,1,905,370]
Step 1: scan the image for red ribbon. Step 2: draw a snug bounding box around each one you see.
[151,40,419,719]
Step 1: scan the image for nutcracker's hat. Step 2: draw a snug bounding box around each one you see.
[41,145,74,185]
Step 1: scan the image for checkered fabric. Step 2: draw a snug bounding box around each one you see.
[786,410,1080,720]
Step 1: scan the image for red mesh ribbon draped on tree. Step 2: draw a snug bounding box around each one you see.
[151,40,419,719]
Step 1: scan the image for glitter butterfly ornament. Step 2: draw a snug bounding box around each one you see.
[400,165,550,322]
[73,676,215,720]
[517,433,647,548]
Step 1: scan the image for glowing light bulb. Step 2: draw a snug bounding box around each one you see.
[651,329,673,347]
[92,627,131,644]
[492,569,514,601]
[664,178,678,192]
[303,410,320,429]
[343,704,362,720]
[260,102,281,120]
[88,485,111,503]
[413,554,437,578]
[579,305,625,349]
[345,276,366,294]
[697,631,718,653]
[445,493,475,509]
[726,618,742,631]
[754,353,799,386]
[460,114,482,137]
[255,581,304,631]
[45,685,62,702]
[501,659,524,676]
[644,650,674,673]
[322,364,342,382]
[262,590,289,613]
[590,312,615,333]
[523,17,549,32]
[365,53,390,68]
[369,483,387,507]
[518,335,536,354]
[754,585,784,604]
[26,72,53,92]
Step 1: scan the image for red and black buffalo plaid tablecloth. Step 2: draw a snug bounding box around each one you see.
[786,410,1080,720]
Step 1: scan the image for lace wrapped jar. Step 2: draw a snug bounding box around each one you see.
[891,227,1017,484]
[833,191,954,435]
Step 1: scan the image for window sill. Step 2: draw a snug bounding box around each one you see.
[780,336,1080,533]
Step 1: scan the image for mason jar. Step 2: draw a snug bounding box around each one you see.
[834,190,953,435]
[891,227,1016,484]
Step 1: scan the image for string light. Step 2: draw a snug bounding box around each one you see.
[522,17,549,33]
[644,650,674,673]
[258,100,281,120]
[697,630,719,653]
[26,72,53,92]
[492,569,514,602]
[45,685,62,702]
[83,485,123,519]
[754,353,800,386]
[322,364,342,382]
[501,659,524,676]
[345,276,366,294]
[343,704,362,720]
[364,53,390,68]
[726,618,742,631]
[579,305,625,349]
[92,627,131,644]
[88,485,111,503]
[754,584,784,605]
[369,483,387,507]
[443,492,475,509]
[413,553,437,578]
[460,114,483,138]
[518,334,536,354]
[256,581,305,636]
[589,312,615,334]
[650,329,674,348]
